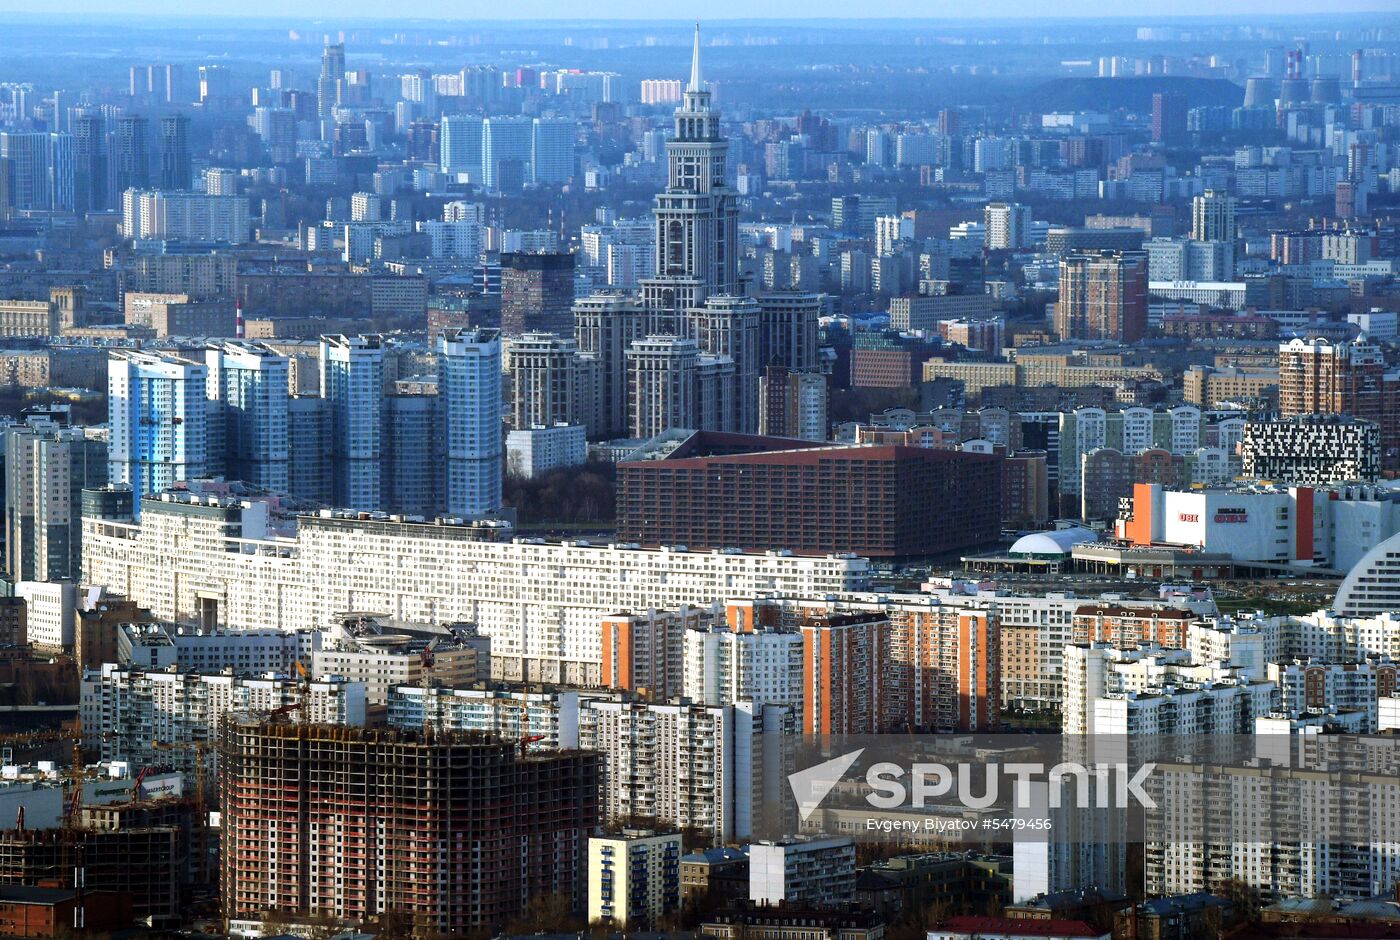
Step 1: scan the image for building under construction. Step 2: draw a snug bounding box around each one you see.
[0,826,184,926]
[219,719,601,935]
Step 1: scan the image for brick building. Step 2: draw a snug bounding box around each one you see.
[1071,604,1194,649]
[617,432,1002,558]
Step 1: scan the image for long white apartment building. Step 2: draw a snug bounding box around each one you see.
[1286,609,1400,661]
[1146,753,1400,899]
[387,685,615,743]
[118,622,322,674]
[82,494,868,685]
[81,665,366,775]
[1063,643,1276,735]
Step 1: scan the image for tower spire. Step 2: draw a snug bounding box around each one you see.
[688,22,703,93]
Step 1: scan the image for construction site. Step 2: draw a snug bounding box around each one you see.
[218,718,602,936]
[0,726,211,930]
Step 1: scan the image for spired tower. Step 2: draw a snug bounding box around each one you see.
[642,24,741,321]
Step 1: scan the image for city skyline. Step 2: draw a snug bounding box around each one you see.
[0,2,1394,936]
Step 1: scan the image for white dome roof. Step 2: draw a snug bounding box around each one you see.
[1009,528,1097,556]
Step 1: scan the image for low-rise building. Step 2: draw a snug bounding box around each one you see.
[506,424,587,478]
[313,614,489,705]
[930,918,1108,940]
[701,903,886,940]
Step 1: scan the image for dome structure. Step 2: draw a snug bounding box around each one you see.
[1008,527,1098,559]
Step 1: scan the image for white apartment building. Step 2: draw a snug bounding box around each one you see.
[1063,643,1275,735]
[1146,756,1400,899]
[314,642,485,706]
[1186,615,1275,677]
[107,351,209,514]
[386,686,614,745]
[16,580,76,651]
[506,424,587,479]
[575,698,794,844]
[1287,609,1400,661]
[748,837,857,908]
[82,496,868,685]
[682,626,803,708]
[121,189,251,244]
[438,328,503,516]
[118,623,321,674]
[1381,696,1400,731]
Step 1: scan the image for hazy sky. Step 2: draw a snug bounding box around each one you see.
[0,0,1393,18]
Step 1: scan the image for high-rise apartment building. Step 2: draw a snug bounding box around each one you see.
[317,41,345,121]
[531,117,575,184]
[799,613,892,735]
[682,626,803,708]
[249,106,297,164]
[505,332,579,430]
[756,292,821,373]
[70,113,108,212]
[1277,335,1395,466]
[576,697,792,843]
[1151,91,1187,146]
[157,114,190,191]
[641,79,683,105]
[627,336,698,439]
[204,342,291,493]
[1191,189,1237,242]
[481,115,533,190]
[758,367,828,441]
[0,132,51,211]
[689,294,760,433]
[984,201,1031,251]
[499,252,575,336]
[438,114,484,180]
[112,115,150,194]
[288,396,331,503]
[438,328,503,517]
[219,720,599,935]
[1054,251,1148,343]
[106,351,208,514]
[320,334,383,510]
[121,190,250,243]
[4,418,107,583]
